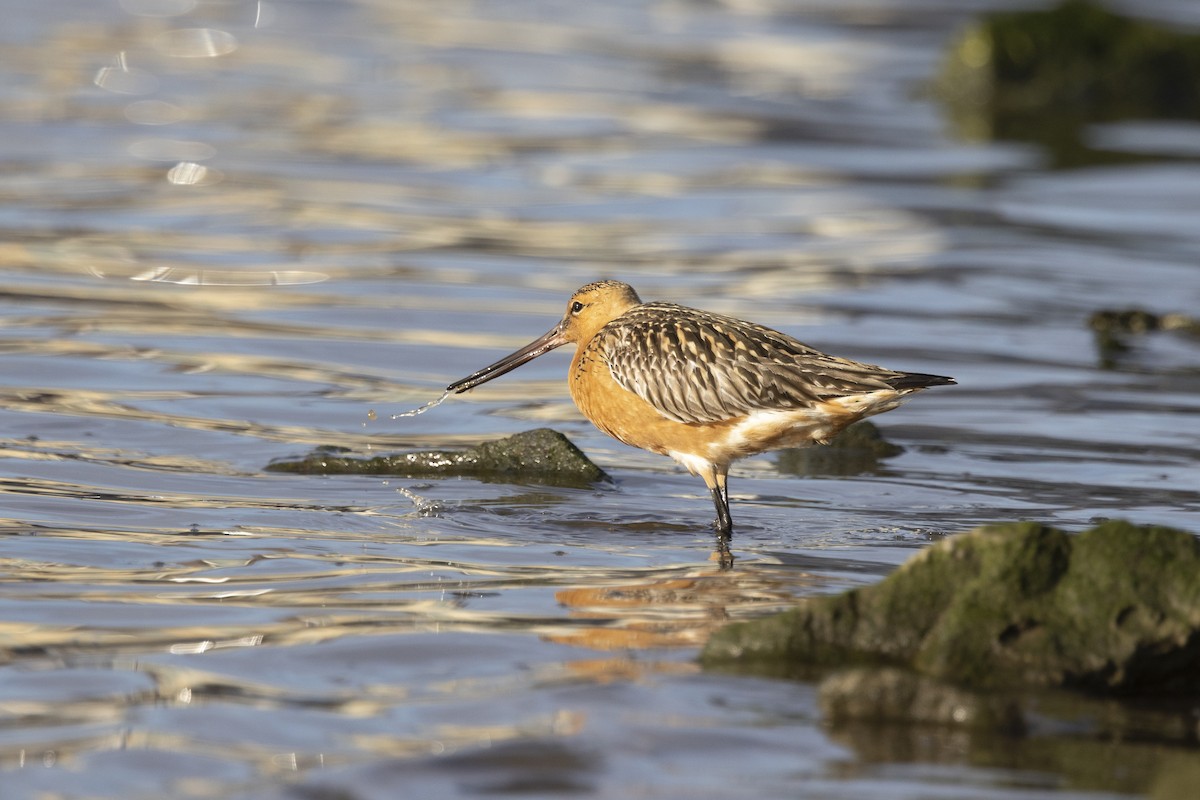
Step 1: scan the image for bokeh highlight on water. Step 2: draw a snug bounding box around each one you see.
[1,0,1198,797]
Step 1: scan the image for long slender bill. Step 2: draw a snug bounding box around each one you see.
[447,323,569,394]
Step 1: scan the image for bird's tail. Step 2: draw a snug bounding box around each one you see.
[886,372,956,390]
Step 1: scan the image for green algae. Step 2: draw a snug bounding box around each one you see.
[267,428,610,488]
[936,0,1200,167]
[703,520,1200,694]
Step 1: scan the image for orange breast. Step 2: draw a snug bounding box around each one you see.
[568,342,735,461]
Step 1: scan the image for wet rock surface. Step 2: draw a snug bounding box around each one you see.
[703,520,1200,694]
[267,428,610,487]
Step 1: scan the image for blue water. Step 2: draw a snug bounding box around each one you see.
[1,0,1198,797]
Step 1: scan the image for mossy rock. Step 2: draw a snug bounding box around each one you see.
[267,428,609,488]
[936,0,1200,166]
[702,520,1200,694]
[1088,308,1200,368]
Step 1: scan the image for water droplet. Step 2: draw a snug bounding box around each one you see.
[166,161,211,185]
[391,390,450,419]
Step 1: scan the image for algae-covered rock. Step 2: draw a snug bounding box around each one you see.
[702,520,1200,694]
[1089,308,1200,368]
[936,0,1200,165]
[267,428,609,487]
[775,421,904,477]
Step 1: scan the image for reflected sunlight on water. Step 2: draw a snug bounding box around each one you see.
[1,0,1199,797]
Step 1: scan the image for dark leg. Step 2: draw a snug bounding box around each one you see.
[710,482,732,538]
[701,466,733,539]
[705,469,734,567]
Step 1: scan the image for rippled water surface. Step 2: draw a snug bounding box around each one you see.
[2,0,1199,797]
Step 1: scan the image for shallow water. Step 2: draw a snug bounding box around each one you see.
[2,0,1199,797]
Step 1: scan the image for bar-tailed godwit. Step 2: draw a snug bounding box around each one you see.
[448,280,954,537]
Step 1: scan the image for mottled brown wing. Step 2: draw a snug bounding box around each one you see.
[592,303,904,424]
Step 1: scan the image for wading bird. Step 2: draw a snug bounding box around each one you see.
[448,281,954,537]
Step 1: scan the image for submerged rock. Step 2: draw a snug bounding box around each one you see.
[267,428,609,487]
[822,682,1200,795]
[702,520,1200,694]
[818,667,1024,733]
[775,420,904,477]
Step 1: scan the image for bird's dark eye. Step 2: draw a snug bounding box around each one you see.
[571,301,585,314]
